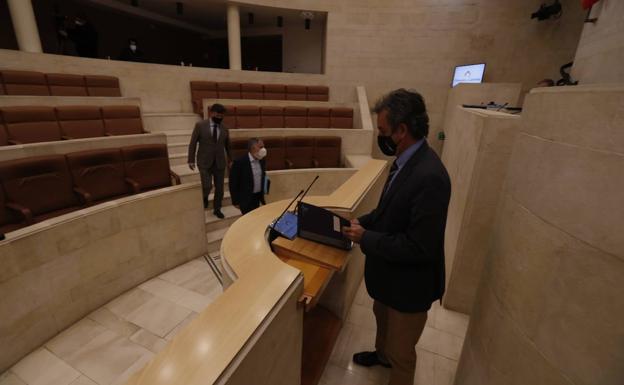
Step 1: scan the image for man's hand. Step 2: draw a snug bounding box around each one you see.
[188,162,195,171]
[342,219,365,244]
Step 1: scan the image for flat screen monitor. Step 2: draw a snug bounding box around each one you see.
[452,63,486,87]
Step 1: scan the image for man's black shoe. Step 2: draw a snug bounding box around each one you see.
[352,351,392,368]
[213,209,225,219]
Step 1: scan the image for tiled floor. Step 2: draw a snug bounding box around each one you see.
[1,257,222,385]
[1,261,468,385]
[319,281,469,385]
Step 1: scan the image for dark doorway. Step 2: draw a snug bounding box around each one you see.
[241,35,282,72]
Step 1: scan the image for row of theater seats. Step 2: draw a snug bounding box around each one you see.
[230,136,341,170]
[221,106,354,129]
[0,105,145,146]
[190,81,329,113]
[0,144,177,234]
[0,69,121,97]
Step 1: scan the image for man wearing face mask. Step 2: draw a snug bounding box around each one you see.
[188,103,231,218]
[342,89,451,385]
[229,138,268,215]
[59,14,98,58]
[118,38,144,62]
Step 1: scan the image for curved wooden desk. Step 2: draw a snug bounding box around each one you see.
[126,159,387,385]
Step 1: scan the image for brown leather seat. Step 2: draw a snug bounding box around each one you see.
[263,137,286,171]
[286,85,307,101]
[0,186,23,234]
[1,106,62,144]
[313,137,341,168]
[121,144,173,192]
[285,137,314,169]
[263,84,286,100]
[0,112,8,146]
[46,73,88,96]
[66,149,130,204]
[217,82,241,99]
[284,106,308,128]
[236,106,261,129]
[0,155,81,225]
[0,75,6,95]
[56,106,105,139]
[190,81,218,114]
[1,70,50,96]
[307,86,329,102]
[307,107,330,128]
[85,75,121,97]
[330,108,354,128]
[260,106,284,128]
[241,83,263,100]
[101,105,144,136]
[230,138,248,161]
[222,105,237,129]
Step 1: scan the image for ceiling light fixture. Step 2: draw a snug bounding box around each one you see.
[248,12,254,25]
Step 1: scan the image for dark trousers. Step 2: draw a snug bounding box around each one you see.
[240,192,263,214]
[199,165,225,210]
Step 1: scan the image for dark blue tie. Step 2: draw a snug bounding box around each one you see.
[381,161,399,199]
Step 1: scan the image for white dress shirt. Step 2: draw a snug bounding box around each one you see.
[248,153,262,193]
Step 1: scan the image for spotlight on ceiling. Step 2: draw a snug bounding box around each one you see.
[130,0,138,7]
[248,12,254,25]
[277,16,283,28]
[176,2,183,16]
[300,11,314,30]
[305,18,311,30]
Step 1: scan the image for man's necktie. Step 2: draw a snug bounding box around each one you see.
[381,161,399,200]
[212,124,218,142]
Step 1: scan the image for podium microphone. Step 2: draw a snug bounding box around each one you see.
[295,175,319,213]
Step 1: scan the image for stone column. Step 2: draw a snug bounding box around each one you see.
[227,3,242,70]
[7,0,43,53]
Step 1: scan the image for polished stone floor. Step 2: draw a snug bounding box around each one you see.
[319,281,469,385]
[1,262,467,385]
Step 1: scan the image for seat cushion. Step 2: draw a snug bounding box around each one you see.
[2,106,62,144]
[0,112,8,146]
[85,75,121,97]
[307,85,329,101]
[190,81,218,114]
[284,106,308,128]
[101,105,143,135]
[46,73,88,96]
[241,83,264,100]
[263,137,285,170]
[313,137,341,167]
[0,155,79,217]
[56,106,105,139]
[286,85,307,101]
[222,105,237,129]
[285,137,314,169]
[330,108,354,129]
[121,144,172,192]
[260,106,284,128]
[66,148,129,202]
[217,82,241,99]
[236,106,261,129]
[1,70,50,95]
[307,107,330,128]
[230,138,248,161]
[263,84,286,100]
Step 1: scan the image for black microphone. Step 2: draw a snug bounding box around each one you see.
[274,189,304,224]
[296,175,319,212]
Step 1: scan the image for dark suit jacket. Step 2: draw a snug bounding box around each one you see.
[229,154,266,210]
[359,141,451,313]
[187,119,230,169]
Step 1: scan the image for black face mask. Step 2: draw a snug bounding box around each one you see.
[377,135,397,156]
[212,117,223,125]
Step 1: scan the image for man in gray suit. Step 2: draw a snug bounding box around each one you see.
[188,103,231,218]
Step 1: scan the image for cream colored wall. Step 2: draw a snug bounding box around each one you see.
[441,108,520,315]
[572,0,624,84]
[454,86,624,385]
[282,22,325,74]
[0,184,207,372]
[264,168,356,203]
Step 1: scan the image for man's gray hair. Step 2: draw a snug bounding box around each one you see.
[373,89,429,139]
[247,137,262,151]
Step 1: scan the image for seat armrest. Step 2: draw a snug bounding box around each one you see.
[312,159,319,168]
[62,135,74,140]
[285,159,294,169]
[141,130,150,134]
[125,177,141,193]
[73,187,93,205]
[104,132,113,136]
[8,139,22,145]
[6,202,33,224]
[170,170,181,185]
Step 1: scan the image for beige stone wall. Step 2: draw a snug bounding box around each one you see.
[454,86,624,384]
[441,108,520,315]
[264,168,356,203]
[0,184,207,372]
[572,0,624,84]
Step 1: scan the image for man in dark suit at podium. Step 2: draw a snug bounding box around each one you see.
[188,103,231,218]
[229,138,267,214]
[342,89,451,385]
